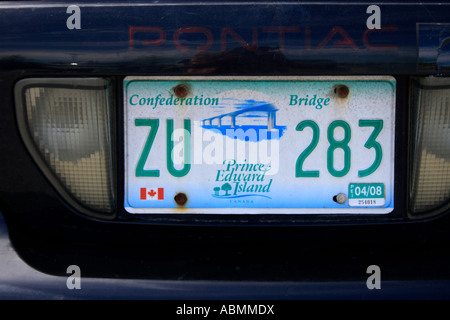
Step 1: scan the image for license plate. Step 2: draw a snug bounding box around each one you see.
[124,76,395,214]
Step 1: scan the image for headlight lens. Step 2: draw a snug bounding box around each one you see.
[15,78,115,216]
[410,76,450,217]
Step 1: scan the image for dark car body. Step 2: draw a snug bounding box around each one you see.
[0,0,449,300]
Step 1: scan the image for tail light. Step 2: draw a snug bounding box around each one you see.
[410,76,450,218]
[15,78,115,218]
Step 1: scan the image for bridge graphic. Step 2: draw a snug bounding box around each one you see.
[201,99,286,141]
[202,103,278,130]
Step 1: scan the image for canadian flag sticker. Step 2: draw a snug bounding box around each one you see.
[140,188,164,200]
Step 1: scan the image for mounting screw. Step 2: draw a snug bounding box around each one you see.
[334,84,349,98]
[333,193,347,204]
[173,84,189,98]
[174,192,188,206]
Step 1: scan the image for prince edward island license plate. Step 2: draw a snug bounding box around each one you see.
[124,76,395,214]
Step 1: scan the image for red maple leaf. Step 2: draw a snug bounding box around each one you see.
[148,189,157,197]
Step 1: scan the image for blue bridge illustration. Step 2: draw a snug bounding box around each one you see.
[201,99,286,141]
[202,103,278,130]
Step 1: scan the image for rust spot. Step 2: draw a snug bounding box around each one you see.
[334,84,349,99]
[174,192,188,206]
[173,84,189,98]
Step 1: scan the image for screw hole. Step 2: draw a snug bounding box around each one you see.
[333,193,347,204]
[334,84,349,98]
[174,192,188,206]
[173,84,189,98]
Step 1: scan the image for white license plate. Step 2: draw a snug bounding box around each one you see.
[124,76,395,214]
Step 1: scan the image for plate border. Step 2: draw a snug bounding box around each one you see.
[124,75,396,215]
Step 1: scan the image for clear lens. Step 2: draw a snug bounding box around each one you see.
[16,78,115,215]
[410,77,450,215]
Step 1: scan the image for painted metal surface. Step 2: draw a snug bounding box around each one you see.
[0,1,448,75]
[1,211,450,299]
[0,1,448,299]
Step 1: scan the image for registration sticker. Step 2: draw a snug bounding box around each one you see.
[348,183,386,207]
